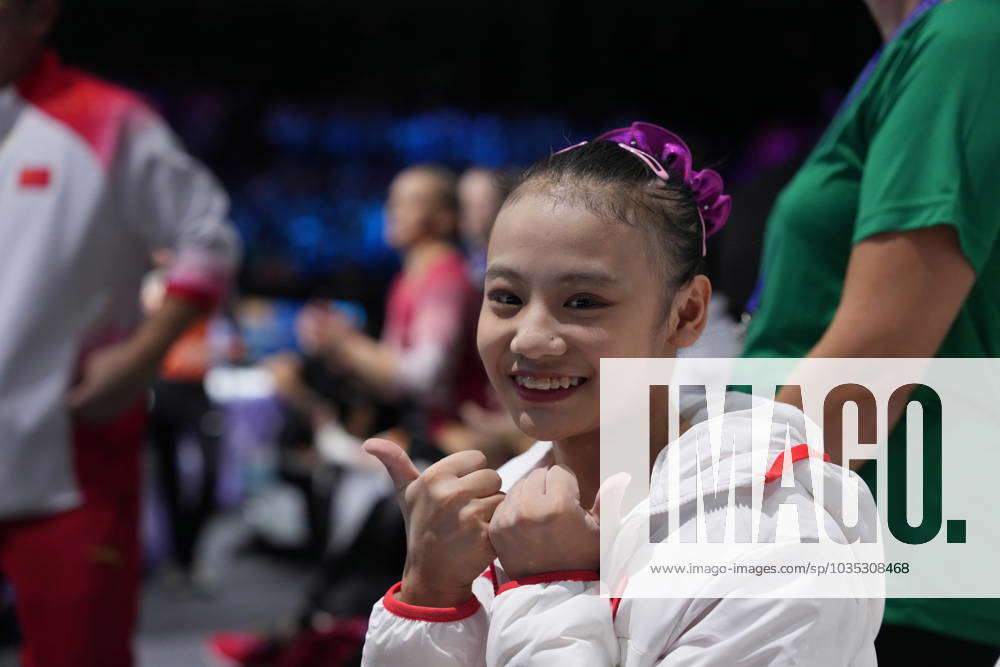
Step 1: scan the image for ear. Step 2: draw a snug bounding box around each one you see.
[665,274,711,349]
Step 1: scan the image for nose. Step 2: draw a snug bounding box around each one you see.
[509,304,567,359]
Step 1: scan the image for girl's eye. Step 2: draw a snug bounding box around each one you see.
[488,289,522,307]
[564,294,608,310]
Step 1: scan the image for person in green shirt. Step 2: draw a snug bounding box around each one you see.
[743,0,1000,661]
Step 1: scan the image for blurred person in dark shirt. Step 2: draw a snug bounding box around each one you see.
[142,268,222,591]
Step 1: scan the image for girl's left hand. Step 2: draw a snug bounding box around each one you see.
[488,465,601,579]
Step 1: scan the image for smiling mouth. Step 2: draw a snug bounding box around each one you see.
[514,375,584,389]
[510,374,589,402]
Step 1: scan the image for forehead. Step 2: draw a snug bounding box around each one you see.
[459,171,495,196]
[390,170,449,201]
[488,191,653,281]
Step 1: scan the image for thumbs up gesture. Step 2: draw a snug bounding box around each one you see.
[363,438,505,607]
[488,466,629,580]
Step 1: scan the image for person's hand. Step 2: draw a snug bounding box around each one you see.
[489,466,623,579]
[263,352,305,399]
[363,438,505,607]
[294,304,331,356]
[295,303,356,358]
[69,340,156,423]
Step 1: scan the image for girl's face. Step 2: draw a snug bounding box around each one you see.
[477,189,707,444]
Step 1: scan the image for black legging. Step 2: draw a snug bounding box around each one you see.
[149,379,221,573]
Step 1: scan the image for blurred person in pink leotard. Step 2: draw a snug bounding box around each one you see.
[298,165,488,441]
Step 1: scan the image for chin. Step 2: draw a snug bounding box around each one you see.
[512,408,592,444]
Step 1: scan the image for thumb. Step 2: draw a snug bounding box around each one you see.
[590,472,632,522]
[362,438,420,492]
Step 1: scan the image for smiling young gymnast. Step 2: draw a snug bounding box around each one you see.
[361,123,882,666]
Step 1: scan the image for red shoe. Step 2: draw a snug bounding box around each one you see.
[206,631,282,666]
[277,617,369,666]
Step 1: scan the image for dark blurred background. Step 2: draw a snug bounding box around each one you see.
[51,0,880,306]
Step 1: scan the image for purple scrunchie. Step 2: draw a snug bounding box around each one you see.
[593,122,732,240]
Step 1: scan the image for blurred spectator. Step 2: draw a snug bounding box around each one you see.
[143,269,223,590]
[0,1,239,665]
[208,166,503,665]
[297,165,488,435]
[458,166,506,288]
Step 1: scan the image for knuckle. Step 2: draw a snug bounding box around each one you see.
[489,505,509,526]
[487,517,506,540]
[484,496,505,519]
[404,479,424,503]
[550,498,573,515]
[464,449,488,470]
[422,465,442,483]
[522,503,553,524]
[521,509,544,525]
[457,504,476,524]
[427,482,455,505]
[456,475,484,494]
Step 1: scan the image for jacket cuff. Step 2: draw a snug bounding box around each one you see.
[382,581,481,622]
[496,570,600,596]
[165,283,218,312]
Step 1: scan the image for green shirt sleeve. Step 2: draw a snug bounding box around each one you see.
[854,8,1000,274]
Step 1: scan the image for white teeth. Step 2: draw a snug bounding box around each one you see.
[514,375,584,390]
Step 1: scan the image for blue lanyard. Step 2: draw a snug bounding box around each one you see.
[842,0,943,108]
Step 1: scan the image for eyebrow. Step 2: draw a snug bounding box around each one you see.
[485,264,620,287]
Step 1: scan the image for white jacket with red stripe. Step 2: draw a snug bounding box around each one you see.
[0,51,239,518]
[362,396,883,666]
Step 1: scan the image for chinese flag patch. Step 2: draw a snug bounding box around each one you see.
[19,167,51,188]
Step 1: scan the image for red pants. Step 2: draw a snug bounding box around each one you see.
[0,405,144,667]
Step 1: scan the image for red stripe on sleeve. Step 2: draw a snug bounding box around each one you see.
[764,444,831,484]
[484,563,499,596]
[496,570,600,596]
[381,581,481,622]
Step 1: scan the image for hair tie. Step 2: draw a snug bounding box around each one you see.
[554,122,732,256]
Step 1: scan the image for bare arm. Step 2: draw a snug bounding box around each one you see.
[303,275,466,400]
[70,296,203,422]
[774,225,975,467]
[337,332,403,395]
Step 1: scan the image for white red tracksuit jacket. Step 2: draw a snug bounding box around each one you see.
[0,51,239,519]
[362,397,884,666]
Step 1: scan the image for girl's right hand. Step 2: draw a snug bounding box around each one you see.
[363,438,505,607]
